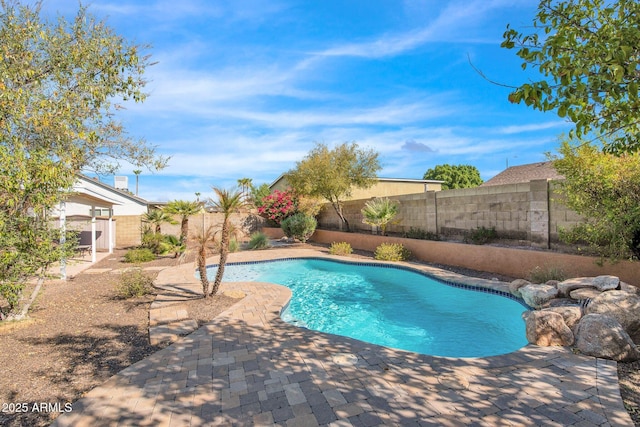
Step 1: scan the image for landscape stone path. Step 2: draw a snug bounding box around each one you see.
[52,248,633,426]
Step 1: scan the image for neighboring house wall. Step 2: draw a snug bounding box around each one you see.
[270,176,442,200]
[316,179,582,248]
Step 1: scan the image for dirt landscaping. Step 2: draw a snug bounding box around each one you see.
[0,244,638,426]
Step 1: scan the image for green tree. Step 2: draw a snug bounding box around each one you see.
[142,208,175,234]
[0,1,166,319]
[286,142,381,231]
[251,183,271,208]
[552,139,640,260]
[208,187,247,297]
[164,200,201,244]
[502,0,640,153]
[423,164,483,190]
[361,198,399,236]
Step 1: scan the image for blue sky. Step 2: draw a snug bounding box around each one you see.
[43,0,571,202]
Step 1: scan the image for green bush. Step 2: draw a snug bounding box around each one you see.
[141,231,164,254]
[248,232,270,250]
[124,248,156,263]
[329,241,353,256]
[229,237,240,253]
[402,227,440,241]
[528,265,567,283]
[117,268,155,298]
[281,213,317,243]
[374,243,411,261]
[465,226,498,245]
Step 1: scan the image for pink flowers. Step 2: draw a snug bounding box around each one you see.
[257,189,298,225]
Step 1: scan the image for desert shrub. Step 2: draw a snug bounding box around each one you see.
[465,226,497,245]
[281,213,317,243]
[124,248,156,263]
[528,265,567,283]
[141,231,164,254]
[374,243,411,261]
[361,197,399,235]
[117,268,155,298]
[329,241,353,256]
[229,237,240,253]
[257,189,298,225]
[403,227,440,241]
[248,232,270,250]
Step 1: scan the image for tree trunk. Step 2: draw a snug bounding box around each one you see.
[197,243,209,297]
[331,201,350,232]
[180,218,188,243]
[211,220,229,296]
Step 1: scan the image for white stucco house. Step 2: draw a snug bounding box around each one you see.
[51,175,150,278]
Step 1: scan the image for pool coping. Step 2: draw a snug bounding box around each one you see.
[52,247,634,426]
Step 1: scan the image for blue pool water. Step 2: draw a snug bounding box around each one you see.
[206,258,528,358]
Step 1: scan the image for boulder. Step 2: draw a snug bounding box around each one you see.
[543,306,582,330]
[586,290,640,343]
[557,277,595,298]
[592,275,620,291]
[569,288,602,301]
[574,314,640,362]
[520,284,559,309]
[509,279,531,298]
[523,310,574,346]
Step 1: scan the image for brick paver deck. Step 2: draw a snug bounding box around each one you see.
[52,248,633,426]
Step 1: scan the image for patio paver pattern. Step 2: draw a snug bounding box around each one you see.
[52,248,633,426]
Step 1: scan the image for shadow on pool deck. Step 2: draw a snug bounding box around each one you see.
[51,248,633,426]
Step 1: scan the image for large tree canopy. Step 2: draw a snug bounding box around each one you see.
[286,142,380,231]
[502,0,640,153]
[552,139,640,260]
[423,164,483,190]
[0,1,166,319]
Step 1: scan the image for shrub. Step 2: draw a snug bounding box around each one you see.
[229,237,240,253]
[281,213,317,243]
[141,231,164,254]
[465,226,498,245]
[124,248,156,263]
[248,232,270,250]
[528,265,567,283]
[374,243,411,261]
[117,268,155,298]
[329,241,353,256]
[361,197,399,235]
[257,189,298,225]
[403,227,440,241]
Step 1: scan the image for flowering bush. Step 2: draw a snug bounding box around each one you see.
[257,189,298,225]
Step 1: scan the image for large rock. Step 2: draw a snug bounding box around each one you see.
[520,284,559,309]
[557,277,595,298]
[592,275,620,291]
[509,279,531,298]
[543,306,583,330]
[574,314,640,362]
[569,288,602,301]
[523,310,574,346]
[586,290,640,343]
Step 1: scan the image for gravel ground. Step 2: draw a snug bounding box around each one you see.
[0,243,638,426]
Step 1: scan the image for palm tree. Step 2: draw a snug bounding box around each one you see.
[133,169,142,196]
[143,209,175,234]
[209,187,247,297]
[361,197,399,236]
[164,200,201,244]
[195,225,216,297]
[237,177,253,200]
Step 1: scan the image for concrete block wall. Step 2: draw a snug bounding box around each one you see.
[316,179,581,247]
[115,215,145,247]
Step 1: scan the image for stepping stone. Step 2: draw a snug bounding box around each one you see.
[149,304,189,326]
[83,268,112,274]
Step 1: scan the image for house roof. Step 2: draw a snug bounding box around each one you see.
[481,161,564,186]
[76,174,149,205]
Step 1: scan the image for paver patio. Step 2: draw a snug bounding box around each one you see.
[52,248,633,426]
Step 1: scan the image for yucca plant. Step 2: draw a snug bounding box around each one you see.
[361,197,399,236]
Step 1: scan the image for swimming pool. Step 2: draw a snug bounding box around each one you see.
[206,258,528,358]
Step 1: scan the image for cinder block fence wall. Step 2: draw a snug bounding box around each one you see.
[318,179,582,249]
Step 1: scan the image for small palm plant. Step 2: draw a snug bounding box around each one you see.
[164,199,201,244]
[208,187,247,297]
[143,208,175,234]
[195,225,216,296]
[361,197,399,236]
